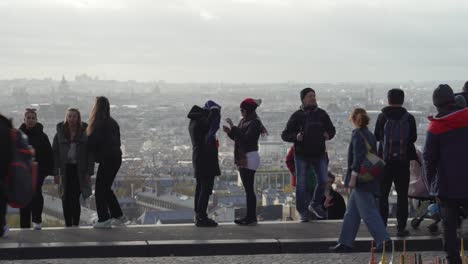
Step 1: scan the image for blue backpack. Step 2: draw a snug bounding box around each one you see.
[382,112,410,161]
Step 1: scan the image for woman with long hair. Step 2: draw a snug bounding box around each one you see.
[223,98,267,226]
[87,96,126,228]
[53,108,94,227]
[329,108,390,252]
[19,108,53,230]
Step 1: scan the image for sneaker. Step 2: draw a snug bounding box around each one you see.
[308,204,327,219]
[0,226,9,238]
[112,216,130,227]
[329,243,352,253]
[396,229,410,237]
[195,218,218,227]
[300,215,309,223]
[93,219,112,229]
[32,222,42,230]
[234,217,257,226]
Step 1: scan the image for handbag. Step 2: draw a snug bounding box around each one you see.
[357,131,385,183]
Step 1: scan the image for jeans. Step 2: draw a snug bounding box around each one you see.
[438,198,468,264]
[194,174,215,219]
[95,155,123,222]
[239,168,257,219]
[295,153,328,217]
[379,160,410,231]
[62,164,81,227]
[338,189,390,248]
[20,174,46,228]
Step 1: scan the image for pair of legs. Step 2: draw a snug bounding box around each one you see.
[294,153,328,218]
[338,189,390,249]
[20,174,46,228]
[62,164,81,227]
[95,155,123,222]
[379,160,410,232]
[239,168,257,220]
[194,174,215,220]
[438,197,468,264]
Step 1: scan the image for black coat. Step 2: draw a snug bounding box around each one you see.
[0,115,12,194]
[188,105,221,179]
[19,123,53,176]
[227,116,263,168]
[87,117,122,163]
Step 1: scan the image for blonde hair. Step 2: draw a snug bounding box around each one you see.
[349,108,370,128]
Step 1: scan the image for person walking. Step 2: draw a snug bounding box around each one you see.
[19,108,53,230]
[330,108,390,252]
[223,98,266,226]
[188,100,222,227]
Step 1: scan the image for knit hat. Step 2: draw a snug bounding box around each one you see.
[240,98,261,112]
[455,94,467,108]
[300,88,315,101]
[433,84,455,107]
[463,81,468,93]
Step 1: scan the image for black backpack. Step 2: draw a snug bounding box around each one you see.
[382,112,410,161]
[301,111,326,157]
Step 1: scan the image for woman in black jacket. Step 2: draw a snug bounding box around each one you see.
[19,109,53,230]
[223,98,267,226]
[0,114,12,237]
[87,96,126,228]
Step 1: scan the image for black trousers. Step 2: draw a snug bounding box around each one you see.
[438,198,468,264]
[20,174,46,228]
[239,168,257,219]
[62,164,81,227]
[0,192,6,233]
[95,155,123,222]
[379,160,410,231]
[194,175,215,219]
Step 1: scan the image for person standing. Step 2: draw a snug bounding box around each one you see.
[223,98,266,226]
[53,108,94,227]
[281,88,336,220]
[330,108,390,252]
[423,84,468,264]
[375,88,417,237]
[0,114,12,237]
[19,109,53,230]
[87,96,127,228]
[188,100,222,227]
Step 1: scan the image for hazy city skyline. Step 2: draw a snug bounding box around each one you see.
[1,0,468,82]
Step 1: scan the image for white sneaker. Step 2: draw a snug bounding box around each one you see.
[112,216,130,227]
[93,219,112,229]
[33,222,42,230]
[1,226,9,238]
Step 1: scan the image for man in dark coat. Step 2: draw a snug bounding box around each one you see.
[424,84,468,264]
[19,109,54,229]
[188,100,221,227]
[0,114,12,237]
[374,88,417,237]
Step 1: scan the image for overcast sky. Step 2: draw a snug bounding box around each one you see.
[1,0,468,82]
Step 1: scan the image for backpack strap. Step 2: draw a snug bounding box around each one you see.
[357,130,371,152]
[399,112,409,160]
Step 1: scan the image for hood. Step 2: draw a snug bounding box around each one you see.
[187,105,207,120]
[428,108,468,135]
[20,122,44,136]
[0,115,12,129]
[381,106,408,120]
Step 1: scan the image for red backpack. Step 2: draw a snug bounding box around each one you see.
[6,129,37,208]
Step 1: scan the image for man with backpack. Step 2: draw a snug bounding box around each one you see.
[374,88,417,237]
[0,114,12,237]
[423,84,468,264]
[282,88,336,220]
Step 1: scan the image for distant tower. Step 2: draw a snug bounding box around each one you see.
[58,75,70,93]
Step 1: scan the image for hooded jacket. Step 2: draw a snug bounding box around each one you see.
[423,107,468,198]
[374,106,418,161]
[188,105,221,178]
[52,122,94,199]
[19,123,53,176]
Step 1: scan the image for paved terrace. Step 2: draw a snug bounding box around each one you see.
[0,219,462,260]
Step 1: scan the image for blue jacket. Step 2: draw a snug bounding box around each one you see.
[423,108,468,199]
[345,127,380,195]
